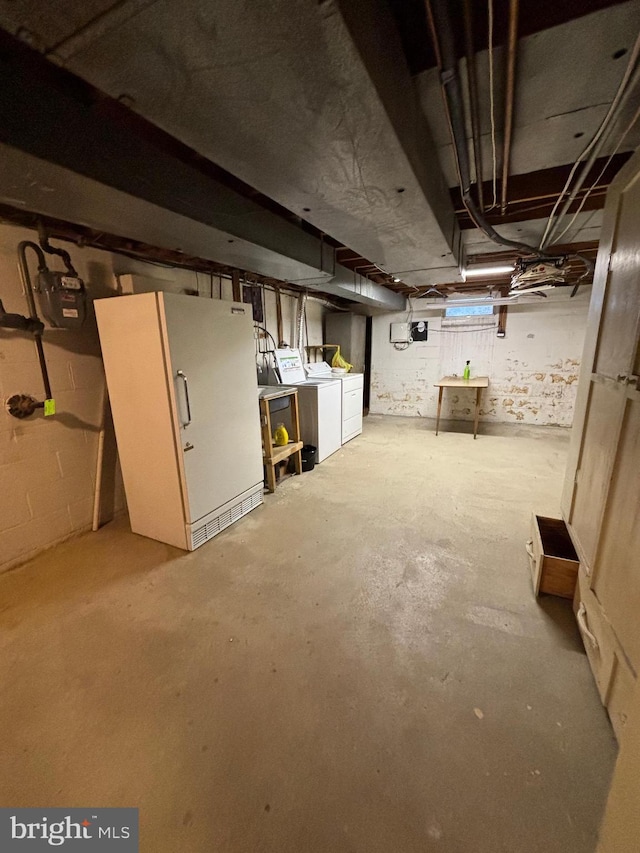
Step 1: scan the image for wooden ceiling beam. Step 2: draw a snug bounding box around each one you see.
[452,152,631,228]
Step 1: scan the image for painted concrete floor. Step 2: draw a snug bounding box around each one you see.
[0,416,617,852]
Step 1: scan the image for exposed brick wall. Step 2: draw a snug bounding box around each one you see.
[370,294,590,426]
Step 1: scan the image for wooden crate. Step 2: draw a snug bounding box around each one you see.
[528,514,579,599]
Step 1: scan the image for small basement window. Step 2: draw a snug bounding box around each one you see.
[444,303,494,318]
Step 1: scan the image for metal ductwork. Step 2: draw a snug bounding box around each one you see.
[0,0,461,289]
[0,30,406,310]
[0,143,405,310]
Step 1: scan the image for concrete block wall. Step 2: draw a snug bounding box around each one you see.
[0,224,328,573]
[370,291,590,426]
[0,226,122,573]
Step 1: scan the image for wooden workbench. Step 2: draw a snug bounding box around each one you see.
[258,386,303,492]
[434,376,490,439]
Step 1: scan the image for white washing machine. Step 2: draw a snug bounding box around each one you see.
[272,350,342,463]
[306,363,364,444]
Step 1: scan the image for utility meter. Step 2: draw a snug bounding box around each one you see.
[37,270,87,329]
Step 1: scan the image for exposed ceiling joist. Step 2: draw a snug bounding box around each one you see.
[387,241,600,295]
[451,152,632,228]
[0,0,637,305]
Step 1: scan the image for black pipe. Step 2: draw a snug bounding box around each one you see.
[33,336,52,401]
[37,221,77,275]
[17,240,53,400]
[427,0,546,257]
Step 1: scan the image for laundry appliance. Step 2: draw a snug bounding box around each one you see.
[271,349,342,463]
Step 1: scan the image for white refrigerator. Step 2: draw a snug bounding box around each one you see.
[95,292,264,550]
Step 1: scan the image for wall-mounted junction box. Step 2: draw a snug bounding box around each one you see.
[390,322,410,343]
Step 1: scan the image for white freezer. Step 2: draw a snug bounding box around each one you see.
[95,292,264,550]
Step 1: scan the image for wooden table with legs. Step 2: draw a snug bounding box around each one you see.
[434,376,490,439]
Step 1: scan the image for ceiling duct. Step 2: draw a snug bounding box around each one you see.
[0,32,405,311]
[0,0,462,288]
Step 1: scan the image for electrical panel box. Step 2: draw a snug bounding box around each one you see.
[410,320,428,342]
[390,322,410,343]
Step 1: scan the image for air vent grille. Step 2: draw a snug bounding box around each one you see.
[189,488,262,549]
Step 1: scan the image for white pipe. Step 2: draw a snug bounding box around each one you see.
[409,292,584,311]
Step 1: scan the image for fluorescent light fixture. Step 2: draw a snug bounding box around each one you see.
[463,264,514,279]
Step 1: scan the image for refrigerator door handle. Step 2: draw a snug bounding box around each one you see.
[176,370,192,427]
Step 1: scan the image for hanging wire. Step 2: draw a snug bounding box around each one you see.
[539,29,640,249]
[551,102,640,246]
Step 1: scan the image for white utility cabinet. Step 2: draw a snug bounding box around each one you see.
[95,292,264,550]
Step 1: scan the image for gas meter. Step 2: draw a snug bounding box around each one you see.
[37,270,87,329]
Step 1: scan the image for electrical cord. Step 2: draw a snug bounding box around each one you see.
[255,323,278,353]
[551,101,640,246]
[540,29,640,249]
[392,299,414,349]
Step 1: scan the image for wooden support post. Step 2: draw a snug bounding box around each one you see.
[498,304,508,337]
[435,386,444,436]
[474,387,483,439]
[231,269,242,303]
[289,392,303,475]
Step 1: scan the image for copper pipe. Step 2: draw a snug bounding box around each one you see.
[463,0,484,211]
[500,0,519,215]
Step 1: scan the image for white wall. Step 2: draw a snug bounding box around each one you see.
[0,223,327,572]
[370,292,590,425]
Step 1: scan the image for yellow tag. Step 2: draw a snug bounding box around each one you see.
[44,399,56,417]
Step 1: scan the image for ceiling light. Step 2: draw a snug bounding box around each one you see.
[393,276,401,282]
[463,264,515,279]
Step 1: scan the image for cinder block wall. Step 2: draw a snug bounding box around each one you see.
[0,224,328,573]
[370,292,590,425]
[0,226,122,572]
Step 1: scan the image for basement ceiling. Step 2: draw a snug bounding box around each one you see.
[0,0,638,300]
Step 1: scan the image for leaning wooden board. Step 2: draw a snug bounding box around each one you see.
[560,149,640,743]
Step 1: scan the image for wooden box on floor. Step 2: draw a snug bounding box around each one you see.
[528,514,579,598]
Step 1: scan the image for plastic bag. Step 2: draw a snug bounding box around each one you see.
[330,346,352,372]
[273,423,289,446]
